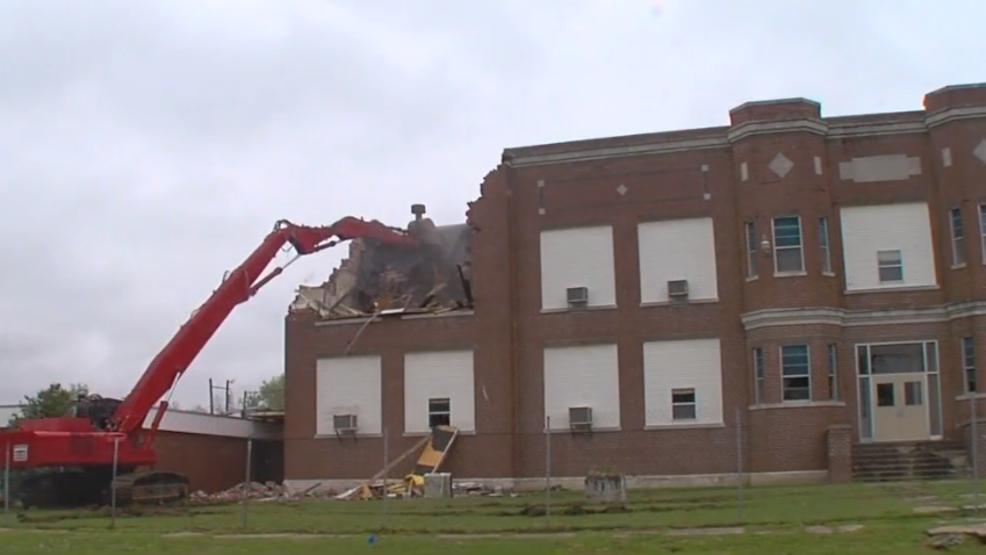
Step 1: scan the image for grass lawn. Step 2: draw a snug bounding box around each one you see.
[4,480,986,553]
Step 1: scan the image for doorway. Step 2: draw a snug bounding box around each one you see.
[872,374,930,441]
[857,341,941,443]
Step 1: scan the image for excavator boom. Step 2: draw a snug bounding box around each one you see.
[0,214,420,509]
[110,217,417,434]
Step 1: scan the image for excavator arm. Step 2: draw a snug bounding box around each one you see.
[109,216,419,435]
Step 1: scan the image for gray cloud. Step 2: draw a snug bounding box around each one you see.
[1,0,982,407]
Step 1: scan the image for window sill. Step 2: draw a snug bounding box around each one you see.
[314,433,383,439]
[956,393,986,401]
[952,263,967,270]
[748,401,846,411]
[773,271,807,279]
[540,304,617,314]
[844,284,939,295]
[644,422,724,430]
[403,430,476,437]
[640,298,719,308]
[544,426,621,434]
[746,275,759,283]
[822,272,835,277]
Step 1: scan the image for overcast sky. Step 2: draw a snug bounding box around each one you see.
[0,0,982,410]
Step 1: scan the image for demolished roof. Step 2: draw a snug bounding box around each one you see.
[290,206,474,319]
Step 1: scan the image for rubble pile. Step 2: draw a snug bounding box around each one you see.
[188,481,337,505]
[290,206,475,320]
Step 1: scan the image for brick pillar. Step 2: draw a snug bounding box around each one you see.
[827,425,853,484]
[963,418,986,478]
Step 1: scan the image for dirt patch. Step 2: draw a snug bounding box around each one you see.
[666,527,745,536]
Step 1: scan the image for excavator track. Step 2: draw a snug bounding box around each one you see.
[111,470,190,506]
[13,467,189,509]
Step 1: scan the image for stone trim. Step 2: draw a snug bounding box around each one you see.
[503,105,986,168]
[741,301,986,331]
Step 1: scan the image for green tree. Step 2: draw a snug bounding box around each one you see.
[7,382,89,428]
[256,374,285,411]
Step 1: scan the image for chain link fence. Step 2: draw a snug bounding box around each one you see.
[2,419,983,535]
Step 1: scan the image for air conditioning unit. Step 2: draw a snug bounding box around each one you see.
[667,279,689,300]
[566,286,589,307]
[568,406,593,432]
[333,414,358,437]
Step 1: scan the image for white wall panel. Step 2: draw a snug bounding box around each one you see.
[404,350,475,434]
[638,217,719,303]
[316,355,382,436]
[840,202,937,291]
[643,338,723,427]
[543,344,620,431]
[540,226,616,310]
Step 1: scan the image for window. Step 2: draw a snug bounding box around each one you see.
[781,345,811,401]
[904,381,923,406]
[877,250,903,283]
[772,216,804,274]
[744,221,758,278]
[428,398,451,428]
[819,217,832,274]
[963,337,977,393]
[671,388,697,420]
[827,343,838,401]
[753,347,766,404]
[876,383,895,406]
[979,204,986,263]
[950,207,966,266]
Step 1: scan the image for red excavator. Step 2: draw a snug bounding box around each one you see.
[0,215,427,509]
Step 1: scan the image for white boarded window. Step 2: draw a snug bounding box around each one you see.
[638,217,719,303]
[540,226,616,310]
[316,356,382,436]
[643,338,723,427]
[839,202,937,290]
[404,350,475,433]
[543,344,620,431]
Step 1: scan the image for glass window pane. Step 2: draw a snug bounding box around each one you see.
[776,248,804,272]
[877,250,902,264]
[870,344,925,374]
[859,377,872,439]
[904,381,923,406]
[876,383,895,406]
[928,373,942,436]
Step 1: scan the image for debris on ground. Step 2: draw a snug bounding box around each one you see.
[336,425,459,500]
[188,481,338,505]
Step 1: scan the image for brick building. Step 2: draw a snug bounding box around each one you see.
[283,82,986,490]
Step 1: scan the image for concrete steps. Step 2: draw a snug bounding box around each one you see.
[852,440,970,482]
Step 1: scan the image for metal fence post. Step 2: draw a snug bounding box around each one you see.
[735,407,744,520]
[545,416,552,529]
[382,427,389,530]
[111,437,120,529]
[242,437,253,529]
[4,442,10,526]
[972,399,979,517]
